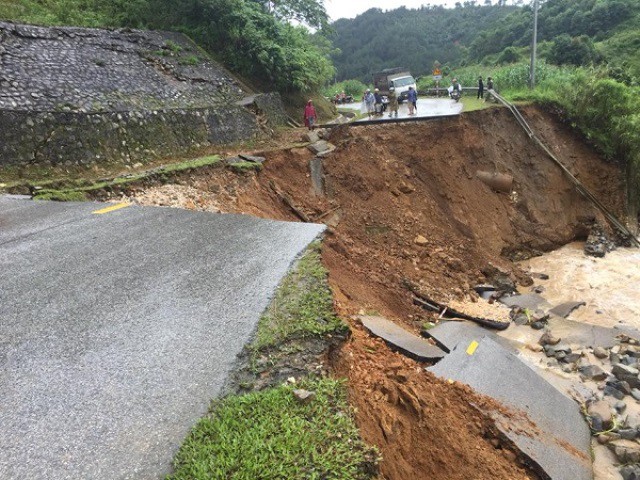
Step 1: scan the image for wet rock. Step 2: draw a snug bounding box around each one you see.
[555,351,567,361]
[618,428,637,440]
[484,270,516,294]
[554,344,572,354]
[532,309,550,322]
[615,401,628,414]
[609,439,640,463]
[612,364,640,388]
[562,353,582,364]
[531,321,545,330]
[561,364,575,373]
[611,353,622,365]
[597,433,615,444]
[604,385,626,400]
[531,272,550,280]
[613,363,640,376]
[620,464,640,480]
[579,364,607,381]
[539,331,561,346]
[303,131,319,143]
[588,400,614,432]
[414,235,428,246]
[608,379,632,395]
[594,347,609,359]
[307,140,335,155]
[631,389,640,401]
[584,223,616,258]
[238,154,266,164]
[225,156,244,164]
[293,389,316,404]
[526,343,543,353]
[513,313,529,326]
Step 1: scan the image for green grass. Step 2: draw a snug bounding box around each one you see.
[251,242,347,352]
[31,155,221,201]
[34,190,88,202]
[167,378,378,480]
[179,55,200,66]
[461,96,492,112]
[227,161,263,173]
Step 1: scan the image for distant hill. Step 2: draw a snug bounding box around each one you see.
[330,1,640,82]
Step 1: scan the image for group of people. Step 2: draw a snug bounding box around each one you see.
[476,76,494,99]
[361,85,418,119]
[362,88,387,118]
[303,74,497,128]
[448,76,495,100]
[332,91,353,104]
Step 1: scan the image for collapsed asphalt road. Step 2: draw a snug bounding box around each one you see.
[0,196,324,479]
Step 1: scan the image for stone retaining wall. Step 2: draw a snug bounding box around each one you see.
[0,22,286,166]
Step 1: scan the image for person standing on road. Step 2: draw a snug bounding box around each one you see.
[303,100,317,130]
[477,76,484,99]
[387,87,399,118]
[407,86,418,115]
[374,88,384,116]
[486,77,495,102]
[364,89,375,118]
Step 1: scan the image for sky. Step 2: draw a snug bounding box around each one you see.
[325,0,461,21]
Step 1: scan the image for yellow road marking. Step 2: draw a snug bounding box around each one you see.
[466,340,479,356]
[92,203,130,215]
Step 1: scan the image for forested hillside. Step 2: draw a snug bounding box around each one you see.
[330,4,518,81]
[0,0,335,93]
[330,0,640,82]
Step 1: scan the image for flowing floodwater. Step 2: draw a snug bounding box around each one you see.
[520,242,640,330]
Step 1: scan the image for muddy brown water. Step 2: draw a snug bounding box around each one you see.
[521,242,640,329]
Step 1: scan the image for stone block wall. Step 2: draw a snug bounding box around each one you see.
[0,22,287,166]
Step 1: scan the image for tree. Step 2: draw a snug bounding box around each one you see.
[252,0,329,28]
[547,34,598,66]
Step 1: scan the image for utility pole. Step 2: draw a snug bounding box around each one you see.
[530,0,539,89]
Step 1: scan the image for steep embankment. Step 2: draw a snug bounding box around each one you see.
[123,105,625,479]
[0,22,286,167]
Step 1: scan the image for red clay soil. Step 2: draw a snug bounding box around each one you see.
[129,105,626,480]
[331,327,538,480]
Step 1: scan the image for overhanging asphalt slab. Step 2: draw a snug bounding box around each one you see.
[499,293,552,311]
[429,336,592,480]
[0,197,325,479]
[423,320,518,353]
[359,315,446,362]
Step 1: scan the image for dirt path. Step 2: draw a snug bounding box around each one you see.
[127,105,627,479]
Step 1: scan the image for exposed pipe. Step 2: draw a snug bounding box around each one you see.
[491,90,639,247]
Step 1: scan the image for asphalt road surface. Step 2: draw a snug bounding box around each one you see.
[0,197,324,479]
[341,97,463,122]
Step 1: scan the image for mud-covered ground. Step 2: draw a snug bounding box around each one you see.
[124,105,627,480]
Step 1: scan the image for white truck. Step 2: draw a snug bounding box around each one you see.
[373,68,417,103]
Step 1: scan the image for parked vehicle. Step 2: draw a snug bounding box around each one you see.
[373,68,417,103]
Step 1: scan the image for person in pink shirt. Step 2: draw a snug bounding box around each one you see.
[303,100,317,130]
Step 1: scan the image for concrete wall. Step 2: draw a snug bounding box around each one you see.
[0,22,287,166]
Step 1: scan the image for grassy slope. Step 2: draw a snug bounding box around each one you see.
[168,243,375,479]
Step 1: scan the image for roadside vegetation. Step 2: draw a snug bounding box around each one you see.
[0,0,335,94]
[29,155,221,201]
[251,241,347,353]
[167,243,374,479]
[168,378,377,480]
